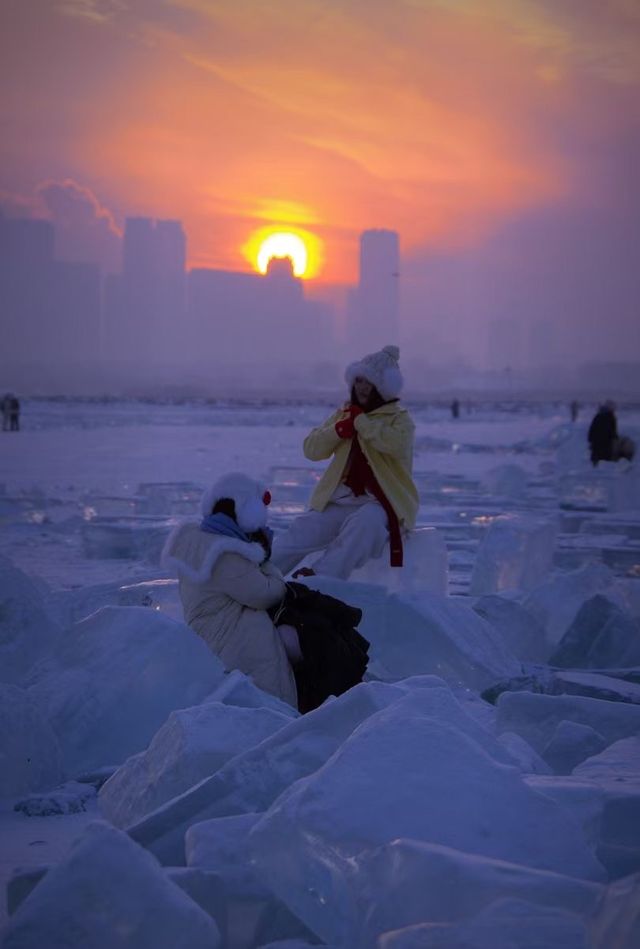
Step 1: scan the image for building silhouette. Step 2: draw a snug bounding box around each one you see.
[0,210,337,388]
[187,255,331,368]
[348,229,399,351]
[104,216,186,364]
[0,212,100,369]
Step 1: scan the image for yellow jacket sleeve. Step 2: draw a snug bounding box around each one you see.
[303,409,345,461]
[353,409,414,457]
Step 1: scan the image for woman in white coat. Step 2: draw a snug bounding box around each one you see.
[163,473,298,708]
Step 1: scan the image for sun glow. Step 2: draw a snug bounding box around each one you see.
[244,226,323,280]
[258,232,307,276]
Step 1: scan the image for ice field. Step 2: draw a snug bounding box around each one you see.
[1,397,640,947]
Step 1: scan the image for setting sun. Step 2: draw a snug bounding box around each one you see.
[244,226,323,280]
[257,232,307,277]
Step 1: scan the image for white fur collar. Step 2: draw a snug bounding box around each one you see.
[162,520,266,584]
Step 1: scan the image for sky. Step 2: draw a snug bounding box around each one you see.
[1,0,639,369]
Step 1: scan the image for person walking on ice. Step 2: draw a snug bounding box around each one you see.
[272,344,419,580]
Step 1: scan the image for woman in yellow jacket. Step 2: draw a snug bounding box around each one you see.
[272,345,419,579]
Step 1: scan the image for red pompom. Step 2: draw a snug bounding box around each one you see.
[262,490,272,506]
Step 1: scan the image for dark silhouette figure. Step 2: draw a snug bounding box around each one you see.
[9,396,20,431]
[570,400,579,423]
[1,393,11,431]
[451,398,460,419]
[588,401,618,466]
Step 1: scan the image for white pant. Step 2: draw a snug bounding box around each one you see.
[272,500,389,580]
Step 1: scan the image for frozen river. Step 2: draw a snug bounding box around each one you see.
[1,397,639,594]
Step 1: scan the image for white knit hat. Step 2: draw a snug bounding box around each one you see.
[201,472,271,532]
[345,344,403,401]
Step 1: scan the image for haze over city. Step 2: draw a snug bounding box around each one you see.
[1,0,639,395]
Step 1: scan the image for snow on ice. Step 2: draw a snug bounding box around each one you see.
[1,398,640,947]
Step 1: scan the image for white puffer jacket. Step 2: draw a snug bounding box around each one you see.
[163,522,297,707]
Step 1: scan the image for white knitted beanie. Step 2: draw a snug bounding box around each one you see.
[345,344,403,401]
[201,472,271,532]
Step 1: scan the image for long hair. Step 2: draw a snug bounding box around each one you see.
[350,384,387,413]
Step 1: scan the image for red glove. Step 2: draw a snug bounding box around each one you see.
[335,417,354,439]
[335,404,364,439]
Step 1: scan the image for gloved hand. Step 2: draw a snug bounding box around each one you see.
[335,404,364,439]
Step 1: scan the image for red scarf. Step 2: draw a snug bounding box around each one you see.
[344,437,403,567]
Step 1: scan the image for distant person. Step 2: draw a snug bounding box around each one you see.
[271,345,419,580]
[588,401,618,466]
[451,398,460,419]
[1,393,11,431]
[9,394,20,432]
[570,400,579,423]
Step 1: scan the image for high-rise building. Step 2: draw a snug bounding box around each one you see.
[0,214,101,370]
[106,217,186,362]
[348,229,400,351]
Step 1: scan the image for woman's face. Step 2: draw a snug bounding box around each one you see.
[354,376,373,405]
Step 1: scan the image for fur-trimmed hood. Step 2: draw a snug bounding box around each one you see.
[162,520,266,584]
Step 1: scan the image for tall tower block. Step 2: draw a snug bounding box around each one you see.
[350,229,399,351]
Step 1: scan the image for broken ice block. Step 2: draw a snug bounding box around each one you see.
[351,527,448,595]
[470,514,557,595]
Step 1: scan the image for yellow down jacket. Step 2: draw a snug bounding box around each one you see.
[303,401,419,529]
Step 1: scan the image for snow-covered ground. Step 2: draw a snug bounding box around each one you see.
[1,397,640,947]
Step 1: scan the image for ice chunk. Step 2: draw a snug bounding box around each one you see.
[483,463,528,498]
[81,515,173,563]
[542,721,608,774]
[522,774,604,851]
[573,737,640,878]
[129,680,408,865]
[473,594,548,663]
[48,577,182,627]
[248,691,604,945]
[558,468,611,512]
[0,685,62,797]
[470,514,557,596]
[497,731,552,775]
[608,463,640,513]
[350,527,448,595]
[186,813,265,896]
[591,872,640,949]
[2,822,221,949]
[165,868,227,939]
[27,606,226,774]
[496,691,640,754]
[520,563,624,652]
[99,703,290,827]
[15,780,96,816]
[550,593,640,668]
[573,735,640,785]
[307,577,521,690]
[0,556,62,685]
[378,899,589,949]
[346,841,600,949]
[483,668,640,706]
[135,481,202,515]
[204,669,298,718]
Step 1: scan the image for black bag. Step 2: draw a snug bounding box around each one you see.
[271,581,370,714]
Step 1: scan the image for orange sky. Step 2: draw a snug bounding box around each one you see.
[1,0,640,284]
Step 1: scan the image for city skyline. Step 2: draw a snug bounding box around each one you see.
[2,206,638,399]
[1,1,639,386]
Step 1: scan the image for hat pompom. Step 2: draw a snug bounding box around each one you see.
[382,345,400,362]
